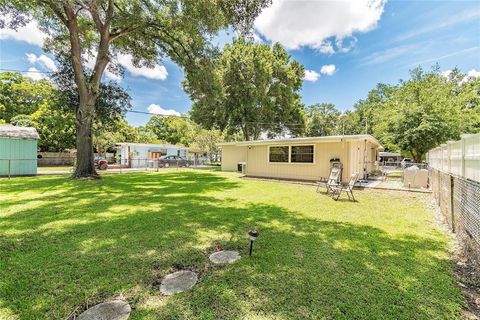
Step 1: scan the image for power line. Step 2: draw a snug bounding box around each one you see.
[127,110,305,126]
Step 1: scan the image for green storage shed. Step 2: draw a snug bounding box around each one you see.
[0,125,40,176]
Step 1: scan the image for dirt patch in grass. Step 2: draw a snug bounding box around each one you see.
[429,198,480,319]
[454,243,480,319]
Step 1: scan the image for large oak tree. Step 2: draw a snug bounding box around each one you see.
[1,0,270,177]
[185,38,305,140]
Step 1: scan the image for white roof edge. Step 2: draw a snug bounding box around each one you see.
[116,142,188,149]
[217,135,382,148]
[0,125,40,140]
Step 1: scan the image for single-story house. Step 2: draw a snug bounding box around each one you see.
[218,135,382,182]
[0,125,40,176]
[116,143,188,168]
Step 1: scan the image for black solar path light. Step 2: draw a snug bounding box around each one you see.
[248,229,259,256]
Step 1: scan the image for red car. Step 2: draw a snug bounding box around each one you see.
[94,156,108,170]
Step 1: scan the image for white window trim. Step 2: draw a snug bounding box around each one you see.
[267,144,316,165]
[291,144,316,165]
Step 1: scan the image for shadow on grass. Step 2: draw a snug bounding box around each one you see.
[0,171,462,319]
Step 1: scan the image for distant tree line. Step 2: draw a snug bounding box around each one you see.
[302,67,480,162]
[184,40,480,162]
[2,36,478,164]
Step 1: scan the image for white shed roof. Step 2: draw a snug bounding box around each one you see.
[0,125,40,140]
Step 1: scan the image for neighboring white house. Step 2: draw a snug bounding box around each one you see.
[116,143,188,168]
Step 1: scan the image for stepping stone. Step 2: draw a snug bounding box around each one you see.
[159,270,198,296]
[77,300,131,320]
[209,250,241,264]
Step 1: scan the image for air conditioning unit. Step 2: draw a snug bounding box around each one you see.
[237,162,246,174]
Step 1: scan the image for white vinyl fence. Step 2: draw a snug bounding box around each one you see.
[428,133,480,182]
[428,133,480,265]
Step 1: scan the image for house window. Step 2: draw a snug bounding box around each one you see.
[269,146,289,163]
[291,145,314,163]
[149,152,162,159]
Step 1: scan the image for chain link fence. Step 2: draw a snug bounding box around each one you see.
[1,157,217,178]
[430,168,480,262]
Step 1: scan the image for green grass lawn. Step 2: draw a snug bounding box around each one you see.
[37,166,74,172]
[0,170,463,319]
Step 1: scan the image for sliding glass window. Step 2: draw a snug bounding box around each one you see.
[291,145,314,163]
[269,146,289,163]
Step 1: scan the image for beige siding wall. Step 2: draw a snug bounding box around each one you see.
[245,141,351,181]
[348,140,379,179]
[221,145,247,171]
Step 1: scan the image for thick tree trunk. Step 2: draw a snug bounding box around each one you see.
[72,96,98,178]
[411,151,423,163]
[242,125,250,141]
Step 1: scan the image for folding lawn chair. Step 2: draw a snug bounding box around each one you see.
[330,172,359,201]
[316,165,342,194]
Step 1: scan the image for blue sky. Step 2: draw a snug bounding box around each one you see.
[1,0,479,126]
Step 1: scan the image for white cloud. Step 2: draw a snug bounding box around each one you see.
[0,19,46,46]
[442,69,480,84]
[303,69,320,82]
[117,54,168,80]
[25,67,47,81]
[361,44,416,65]
[336,37,358,53]
[320,64,336,76]
[465,69,480,79]
[84,55,122,81]
[407,46,480,67]
[26,53,58,72]
[147,104,181,116]
[254,0,386,50]
[4,17,168,81]
[84,53,169,81]
[395,9,480,42]
[460,69,480,84]
[318,41,335,54]
[441,70,453,78]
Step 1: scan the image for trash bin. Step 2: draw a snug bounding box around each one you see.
[404,165,428,188]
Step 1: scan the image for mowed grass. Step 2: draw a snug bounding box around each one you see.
[0,170,463,319]
[37,166,73,172]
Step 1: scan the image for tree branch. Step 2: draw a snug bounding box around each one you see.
[62,3,88,100]
[90,0,114,88]
[87,1,104,31]
[150,23,194,62]
[38,0,68,25]
[109,25,141,41]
